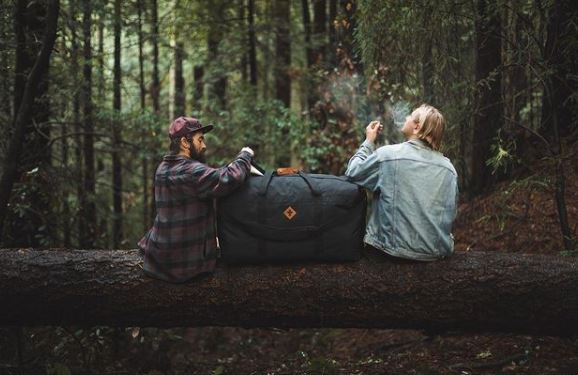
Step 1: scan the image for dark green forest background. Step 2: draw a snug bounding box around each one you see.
[0,0,576,250]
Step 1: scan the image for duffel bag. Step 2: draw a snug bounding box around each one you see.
[217,169,366,263]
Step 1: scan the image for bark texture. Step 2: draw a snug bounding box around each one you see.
[0,249,577,335]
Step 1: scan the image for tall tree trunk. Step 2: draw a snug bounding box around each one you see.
[150,0,160,223]
[274,0,291,107]
[112,0,123,248]
[207,1,228,109]
[193,66,204,110]
[97,2,106,103]
[0,2,11,122]
[540,0,578,142]
[312,0,326,65]
[421,2,434,105]
[137,0,149,233]
[69,0,84,247]
[327,0,337,67]
[80,0,97,247]
[173,40,185,117]
[302,0,313,67]
[0,0,60,241]
[3,0,53,247]
[151,0,160,116]
[239,0,248,83]
[539,0,577,251]
[248,0,258,87]
[470,0,502,196]
[301,0,313,111]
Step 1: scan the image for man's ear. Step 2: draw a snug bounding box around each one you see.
[180,137,189,149]
[413,122,421,135]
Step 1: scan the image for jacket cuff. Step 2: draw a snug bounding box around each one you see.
[361,139,376,153]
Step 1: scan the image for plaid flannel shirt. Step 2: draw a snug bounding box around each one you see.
[138,151,252,282]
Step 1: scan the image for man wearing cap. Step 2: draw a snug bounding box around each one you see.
[138,116,254,282]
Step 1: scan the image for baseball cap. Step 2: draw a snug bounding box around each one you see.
[168,116,214,139]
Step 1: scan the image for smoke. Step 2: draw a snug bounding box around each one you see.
[388,100,411,129]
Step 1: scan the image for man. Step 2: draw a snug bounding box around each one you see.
[138,116,254,282]
[345,104,458,261]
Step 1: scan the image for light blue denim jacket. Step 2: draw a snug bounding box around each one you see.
[345,139,458,261]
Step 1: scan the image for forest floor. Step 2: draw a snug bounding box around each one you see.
[1,154,577,375]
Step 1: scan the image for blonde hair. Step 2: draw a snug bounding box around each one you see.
[410,104,445,151]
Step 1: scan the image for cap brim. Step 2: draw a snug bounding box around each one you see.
[200,124,214,133]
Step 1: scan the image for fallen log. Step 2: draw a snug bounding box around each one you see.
[0,248,577,336]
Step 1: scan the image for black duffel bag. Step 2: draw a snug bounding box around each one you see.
[217,169,366,263]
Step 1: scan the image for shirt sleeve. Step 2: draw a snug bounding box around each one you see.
[344,140,380,191]
[191,151,252,199]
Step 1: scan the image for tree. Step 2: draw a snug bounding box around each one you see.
[79,0,97,248]
[4,0,54,247]
[470,0,503,196]
[0,0,60,243]
[206,1,228,109]
[248,0,258,87]
[536,0,577,251]
[112,0,123,248]
[2,248,578,337]
[274,0,291,107]
[137,0,149,233]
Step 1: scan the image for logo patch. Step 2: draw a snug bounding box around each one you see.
[283,206,297,220]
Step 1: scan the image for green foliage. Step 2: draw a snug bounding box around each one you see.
[486,131,519,175]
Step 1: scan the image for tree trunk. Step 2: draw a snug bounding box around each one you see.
[302,0,313,67]
[0,2,11,122]
[470,0,502,196]
[540,0,578,141]
[248,0,258,87]
[68,0,84,247]
[421,2,434,105]
[150,0,160,116]
[5,0,53,248]
[173,40,185,117]
[112,0,123,248]
[328,0,337,67]
[137,0,149,234]
[239,0,248,83]
[97,2,106,103]
[193,66,204,109]
[0,0,60,242]
[207,2,228,109]
[312,0,326,66]
[274,0,291,107]
[1,249,578,336]
[149,0,160,223]
[80,0,97,248]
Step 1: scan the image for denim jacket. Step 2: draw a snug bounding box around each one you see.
[345,139,458,261]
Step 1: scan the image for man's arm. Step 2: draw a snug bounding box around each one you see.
[192,149,253,199]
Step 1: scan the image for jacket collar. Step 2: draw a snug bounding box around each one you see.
[163,154,190,162]
[407,138,432,150]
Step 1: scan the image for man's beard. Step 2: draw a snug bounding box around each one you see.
[190,146,206,163]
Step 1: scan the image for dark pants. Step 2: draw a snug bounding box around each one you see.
[363,244,419,264]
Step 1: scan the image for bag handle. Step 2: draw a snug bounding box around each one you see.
[257,170,321,196]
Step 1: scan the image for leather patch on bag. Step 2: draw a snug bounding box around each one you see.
[277,167,300,176]
[283,206,297,220]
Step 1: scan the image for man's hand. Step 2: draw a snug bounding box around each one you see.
[365,121,383,144]
[241,147,254,157]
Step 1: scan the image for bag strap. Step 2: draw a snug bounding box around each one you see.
[258,170,321,197]
[258,170,275,196]
[297,171,321,196]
